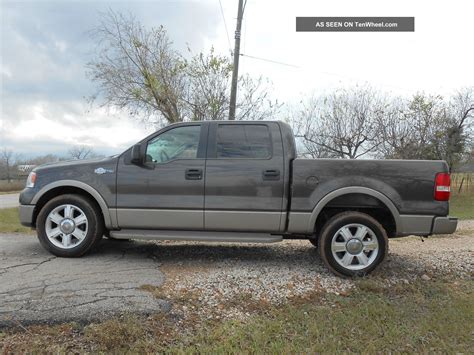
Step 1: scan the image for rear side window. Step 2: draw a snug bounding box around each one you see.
[216,124,271,159]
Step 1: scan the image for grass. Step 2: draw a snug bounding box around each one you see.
[0,180,24,193]
[1,279,472,353]
[450,191,474,220]
[0,208,33,233]
[169,280,473,354]
[451,172,474,219]
[0,191,21,195]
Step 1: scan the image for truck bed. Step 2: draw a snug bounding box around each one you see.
[291,158,449,215]
[287,158,451,236]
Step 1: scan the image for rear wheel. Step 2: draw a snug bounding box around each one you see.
[37,194,104,257]
[318,211,388,277]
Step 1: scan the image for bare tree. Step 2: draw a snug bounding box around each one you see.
[376,89,473,170]
[375,97,412,158]
[68,146,94,160]
[87,10,186,125]
[295,86,383,159]
[236,75,281,121]
[452,87,474,130]
[26,154,60,165]
[442,87,474,169]
[185,48,232,121]
[289,98,339,158]
[87,10,280,125]
[293,87,472,165]
[0,148,15,182]
[376,94,445,159]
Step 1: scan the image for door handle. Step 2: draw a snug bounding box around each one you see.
[185,168,203,180]
[263,169,280,180]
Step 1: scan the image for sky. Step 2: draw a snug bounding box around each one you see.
[1,0,473,158]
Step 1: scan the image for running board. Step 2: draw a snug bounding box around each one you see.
[109,229,283,243]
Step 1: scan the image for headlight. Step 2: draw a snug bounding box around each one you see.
[26,172,37,188]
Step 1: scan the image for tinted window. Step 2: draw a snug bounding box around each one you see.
[146,125,201,163]
[216,124,271,159]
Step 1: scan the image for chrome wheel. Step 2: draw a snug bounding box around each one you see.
[45,204,88,249]
[331,223,379,271]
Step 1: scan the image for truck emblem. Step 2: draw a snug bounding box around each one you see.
[94,167,113,175]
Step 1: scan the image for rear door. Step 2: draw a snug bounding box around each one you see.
[204,122,285,232]
[116,123,208,230]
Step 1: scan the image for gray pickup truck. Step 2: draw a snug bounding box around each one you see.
[19,121,458,276]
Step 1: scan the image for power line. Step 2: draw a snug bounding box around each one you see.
[218,0,232,54]
[240,53,300,68]
[240,54,413,93]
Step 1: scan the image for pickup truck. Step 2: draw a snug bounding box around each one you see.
[19,121,458,276]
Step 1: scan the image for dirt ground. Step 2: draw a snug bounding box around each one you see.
[1,221,472,327]
[141,220,473,322]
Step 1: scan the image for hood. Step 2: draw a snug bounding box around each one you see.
[34,156,118,172]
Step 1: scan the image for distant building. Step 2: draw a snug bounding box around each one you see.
[17,165,36,176]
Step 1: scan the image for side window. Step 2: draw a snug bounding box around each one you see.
[216,124,272,159]
[146,125,201,163]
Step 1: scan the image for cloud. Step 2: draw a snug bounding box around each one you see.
[211,0,474,101]
[1,0,473,158]
[0,0,220,156]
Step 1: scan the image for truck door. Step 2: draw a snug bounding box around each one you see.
[116,123,208,230]
[204,122,285,232]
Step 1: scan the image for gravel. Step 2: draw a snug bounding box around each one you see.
[150,220,473,320]
[1,221,471,325]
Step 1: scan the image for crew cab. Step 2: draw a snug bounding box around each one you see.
[19,121,458,276]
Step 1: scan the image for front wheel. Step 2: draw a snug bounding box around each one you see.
[37,194,104,257]
[318,211,388,277]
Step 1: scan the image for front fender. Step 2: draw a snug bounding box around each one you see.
[30,180,114,228]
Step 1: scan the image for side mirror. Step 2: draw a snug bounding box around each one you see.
[131,144,143,165]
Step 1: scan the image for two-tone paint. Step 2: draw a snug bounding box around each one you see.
[18,120,458,240]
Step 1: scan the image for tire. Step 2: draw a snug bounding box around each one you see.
[318,211,388,277]
[36,194,104,257]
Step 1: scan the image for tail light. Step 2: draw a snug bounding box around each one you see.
[434,173,451,201]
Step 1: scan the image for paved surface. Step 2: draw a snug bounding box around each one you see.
[0,193,19,209]
[0,236,168,327]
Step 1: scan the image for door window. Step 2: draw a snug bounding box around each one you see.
[216,124,271,159]
[146,125,201,163]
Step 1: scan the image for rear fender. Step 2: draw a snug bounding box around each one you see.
[307,186,401,234]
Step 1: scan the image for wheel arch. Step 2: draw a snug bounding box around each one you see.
[31,180,113,228]
[308,187,401,236]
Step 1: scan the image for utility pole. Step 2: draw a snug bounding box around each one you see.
[228,0,244,120]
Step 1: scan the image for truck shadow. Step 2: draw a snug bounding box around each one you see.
[95,238,320,264]
[94,238,431,278]
[9,236,431,279]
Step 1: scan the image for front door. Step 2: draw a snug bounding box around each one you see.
[116,123,208,230]
[204,122,285,232]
